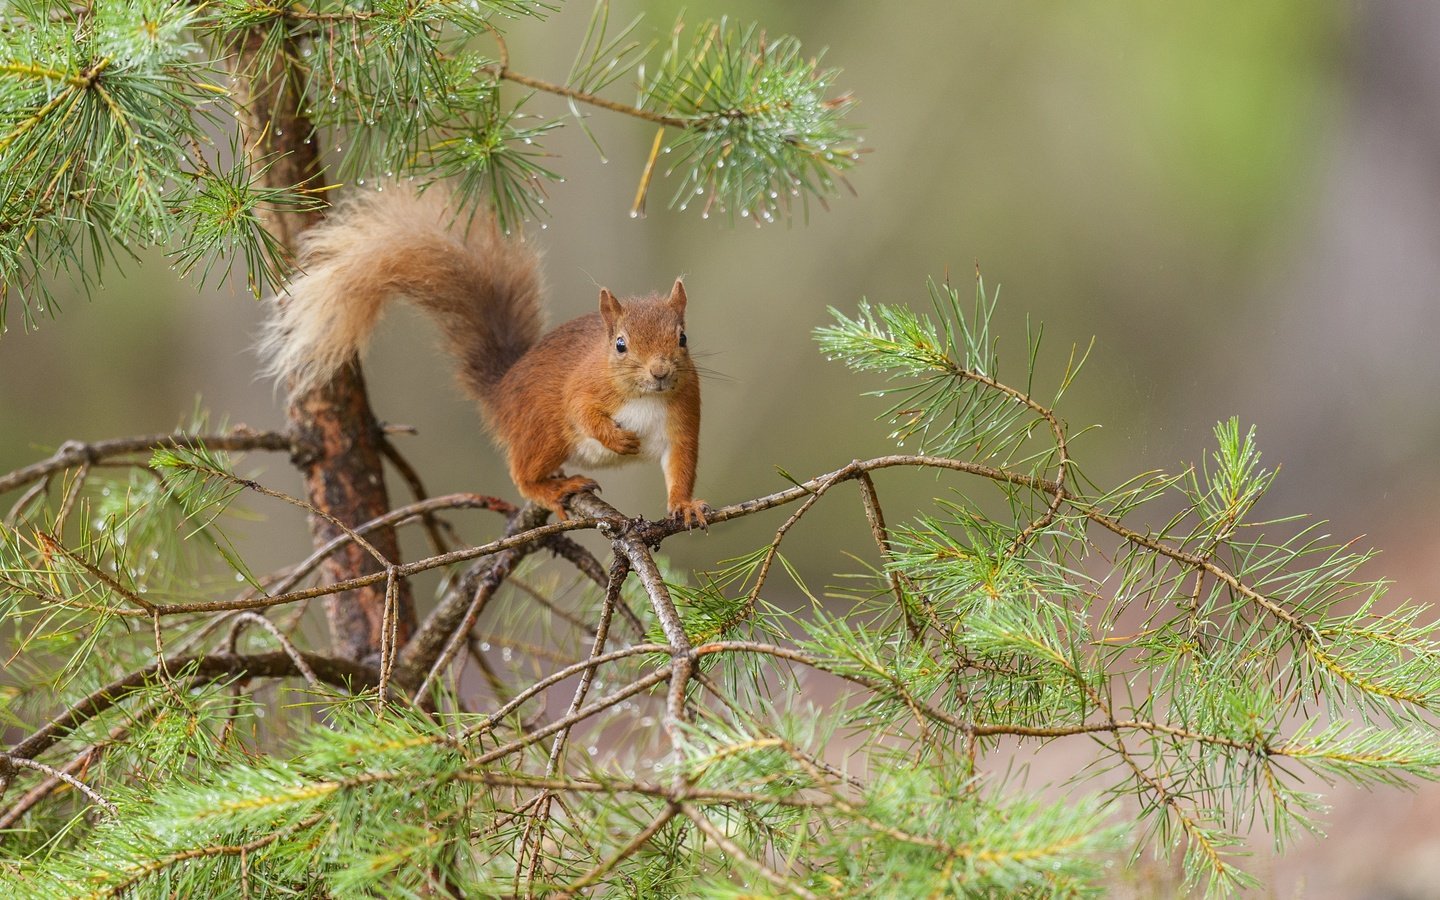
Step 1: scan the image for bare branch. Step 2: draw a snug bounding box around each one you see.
[228,613,320,687]
[0,754,117,816]
[0,430,293,496]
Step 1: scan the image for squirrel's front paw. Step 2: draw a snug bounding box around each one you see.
[668,498,711,530]
[607,428,642,456]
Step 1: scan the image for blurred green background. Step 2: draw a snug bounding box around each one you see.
[3,2,1439,891]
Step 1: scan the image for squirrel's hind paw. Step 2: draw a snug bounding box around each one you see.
[529,475,600,520]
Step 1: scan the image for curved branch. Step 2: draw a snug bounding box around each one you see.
[227,613,320,686]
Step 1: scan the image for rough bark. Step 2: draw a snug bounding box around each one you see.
[230,27,415,661]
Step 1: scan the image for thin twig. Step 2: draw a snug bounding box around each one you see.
[167,460,391,569]
[557,803,679,896]
[5,474,50,523]
[857,470,919,638]
[0,728,122,829]
[470,668,673,767]
[461,643,670,741]
[36,531,156,614]
[0,754,117,816]
[54,462,89,531]
[681,802,819,900]
[228,613,320,687]
[379,437,510,555]
[521,556,630,892]
[496,68,688,128]
[378,567,401,705]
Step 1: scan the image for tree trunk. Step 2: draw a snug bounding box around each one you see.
[230,27,415,662]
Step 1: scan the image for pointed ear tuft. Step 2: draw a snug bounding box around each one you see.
[599,288,623,333]
[669,278,688,315]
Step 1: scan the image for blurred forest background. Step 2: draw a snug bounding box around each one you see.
[2,1,1438,894]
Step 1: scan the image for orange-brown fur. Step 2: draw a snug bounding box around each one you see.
[263,184,707,524]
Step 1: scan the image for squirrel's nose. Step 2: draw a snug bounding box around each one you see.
[648,363,674,382]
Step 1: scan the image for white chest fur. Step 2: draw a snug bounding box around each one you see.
[567,395,671,470]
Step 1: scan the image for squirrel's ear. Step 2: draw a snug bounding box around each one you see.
[668,279,688,315]
[598,288,622,332]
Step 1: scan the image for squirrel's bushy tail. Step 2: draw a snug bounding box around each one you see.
[261,184,544,406]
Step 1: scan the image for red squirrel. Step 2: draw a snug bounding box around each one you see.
[261,185,709,526]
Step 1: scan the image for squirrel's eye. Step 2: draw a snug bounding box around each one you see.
[679,331,687,348]
[615,335,627,354]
